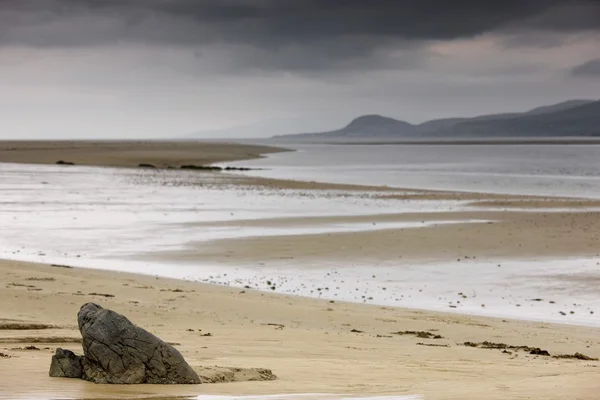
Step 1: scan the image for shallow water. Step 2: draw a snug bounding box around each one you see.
[0,163,464,261]
[1,162,600,327]
[225,143,600,198]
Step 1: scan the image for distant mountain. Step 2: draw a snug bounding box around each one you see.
[524,99,594,115]
[415,118,468,134]
[275,99,599,140]
[446,100,600,137]
[278,115,417,139]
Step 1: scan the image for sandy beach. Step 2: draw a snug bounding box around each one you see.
[1,259,599,400]
[1,141,600,399]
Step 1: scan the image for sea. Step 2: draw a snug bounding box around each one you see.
[226,142,600,198]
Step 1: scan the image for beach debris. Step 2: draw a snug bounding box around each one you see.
[50,264,73,269]
[25,277,56,281]
[88,293,115,298]
[262,323,285,330]
[10,345,41,351]
[553,352,598,361]
[416,342,450,348]
[138,163,156,168]
[0,336,81,344]
[0,352,10,359]
[49,349,83,378]
[350,329,364,333]
[0,322,56,330]
[56,160,75,166]
[392,331,443,339]
[7,282,36,288]
[48,303,200,384]
[463,341,553,356]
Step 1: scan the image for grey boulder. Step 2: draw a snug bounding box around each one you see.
[49,348,83,378]
[48,303,200,384]
[77,303,200,384]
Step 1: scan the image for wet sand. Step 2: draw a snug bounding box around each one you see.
[155,210,600,264]
[0,259,599,400]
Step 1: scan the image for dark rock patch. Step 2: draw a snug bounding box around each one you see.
[50,264,73,269]
[49,348,83,378]
[76,303,200,384]
[48,303,277,385]
[180,165,222,171]
[530,348,551,356]
[180,165,254,172]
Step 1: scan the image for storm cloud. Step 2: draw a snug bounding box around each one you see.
[0,0,599,138]
[571,58,600,77]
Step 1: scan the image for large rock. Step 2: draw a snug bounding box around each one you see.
[77,303,200,384]
[49,348,83,378]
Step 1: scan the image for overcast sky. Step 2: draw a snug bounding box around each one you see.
[1,0,600,139]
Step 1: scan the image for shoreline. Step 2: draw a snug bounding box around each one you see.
[3,139,600,201]
[2,253,599,329]
[1,258,599,399]
[0,140,289,169]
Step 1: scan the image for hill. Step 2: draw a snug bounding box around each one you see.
[277,115,418,139]
[275,99,598,140]
[446,100,600,137]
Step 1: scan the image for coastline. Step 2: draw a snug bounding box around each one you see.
[0,140,288,168]
[1,140,600,398]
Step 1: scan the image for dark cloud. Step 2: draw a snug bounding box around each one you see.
[1,0,599,49]
[571,58,600,77]
[1,0,599,73]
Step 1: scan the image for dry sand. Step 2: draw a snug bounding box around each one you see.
[0,140,286,168]
[0,259,599,400]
